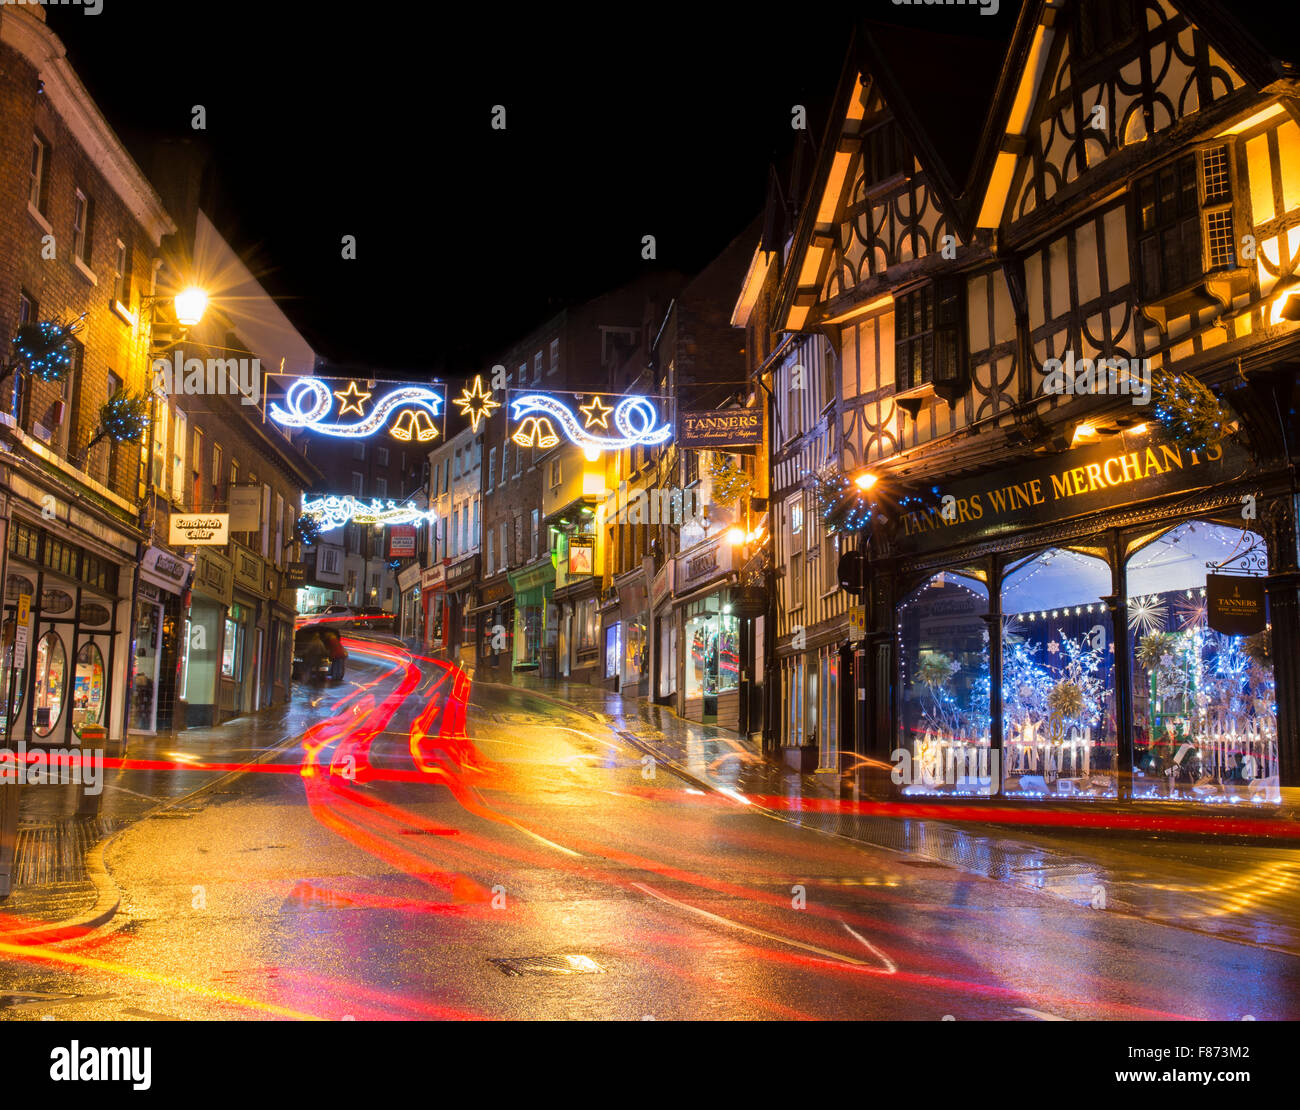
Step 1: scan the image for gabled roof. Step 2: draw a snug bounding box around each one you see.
[854,18,1009,241]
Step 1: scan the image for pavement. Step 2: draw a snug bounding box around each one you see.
[0,671,353,944]
[476,669,1300,957]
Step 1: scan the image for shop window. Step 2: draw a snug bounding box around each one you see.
[605,623,621,679]
[684,598,739,701]
[1001,549,1116,798]
[221,618,241,677]
[1,619,27,729]
[624,618,647,683]
[1125,521,1277,803]
[819,649,839,770]
[33,631,67,737]
[72,642,105,730]
[897,571,993,794]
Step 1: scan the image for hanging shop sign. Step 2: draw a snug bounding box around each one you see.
[228,486,262,532]
[397,562,423,593]
[1206,574,1266,636]
[269,378,445,442]
[302,495,438,531]
[285,562,307,589]
[169,513,229,545]
[508,390,672,452]
[568,535,595,576]
[388,525,418,558]
[678,408,762,448]
[894,434,1247,555]
[732,586,767,619]
[445,555,478,591]
[142,545,192,592]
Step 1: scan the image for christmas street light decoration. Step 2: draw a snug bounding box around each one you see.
[509,392,672,452]
[269,378,444,440]
[302,494,438,531]
[455,375,500,432]
[8,316,85,382]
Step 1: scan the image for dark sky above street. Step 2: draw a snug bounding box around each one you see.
[46,2,1018,375]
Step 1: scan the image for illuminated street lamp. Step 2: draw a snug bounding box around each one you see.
[173,286,208,327]
[854,470,878,491]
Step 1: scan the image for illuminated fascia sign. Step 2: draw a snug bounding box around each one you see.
[303,495,438,531]
[509,391,672,452]
[269,378,445,442]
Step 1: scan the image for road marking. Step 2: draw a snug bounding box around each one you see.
[1014,1007,1070,1020]
[839,921,898,973]
[630,882,894,972]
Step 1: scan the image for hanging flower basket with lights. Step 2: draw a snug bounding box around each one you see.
[10,317,84,382]
[295,513,323,547]
[815,468,874,535]
[1150,367,1232,453]
[91,391,149,447]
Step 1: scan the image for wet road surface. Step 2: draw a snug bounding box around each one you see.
[1,637,1295,1020]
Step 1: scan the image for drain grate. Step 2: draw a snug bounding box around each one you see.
[898,859,954,870]
[488,954,607,977]
[12,816,126,885]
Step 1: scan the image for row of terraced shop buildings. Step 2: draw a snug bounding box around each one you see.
[393,1,1300,809]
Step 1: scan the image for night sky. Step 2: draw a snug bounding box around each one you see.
[46,2,1018,376]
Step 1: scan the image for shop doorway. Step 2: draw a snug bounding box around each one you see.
[132,599,163,732]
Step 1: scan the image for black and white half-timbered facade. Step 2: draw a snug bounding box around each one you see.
[766,1,1300,804]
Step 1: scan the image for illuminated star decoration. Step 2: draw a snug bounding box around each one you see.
[1047,640,1060,655]
[455,375,500,432]
[510,392,671,452]
[1126,594,1168,636]
[270,379,444,440]
[334,380,371,417]
[579,395,613,429]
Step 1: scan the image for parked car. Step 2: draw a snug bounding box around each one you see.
[356,606,395,631]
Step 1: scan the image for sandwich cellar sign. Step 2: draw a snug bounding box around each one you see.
[169,513,229,545]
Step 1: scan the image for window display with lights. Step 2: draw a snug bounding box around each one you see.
[1125,521,1277,803]
[1000,548,1116,797]
[896,571,993,795]
[684,596,740,700]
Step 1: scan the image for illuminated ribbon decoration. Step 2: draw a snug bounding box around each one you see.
[510,393,671,451]
[303,495,438,530]
[270,378,443,439]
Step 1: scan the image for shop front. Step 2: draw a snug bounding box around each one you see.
[673,538,740,727]
[131,545,192,734]
[182,549,232,727]
[509,559,553,671]
[444,554,479,668]
[471,575,514,673]
[651,558,675,705]
[396,561,423,644]
[2,511,135,748]
[617,569,649,699]
[876,431,1292,805]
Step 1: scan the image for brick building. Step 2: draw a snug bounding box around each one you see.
[0,2,173,762]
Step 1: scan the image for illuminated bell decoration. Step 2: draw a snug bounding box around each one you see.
[302,495,438,531]
[510,393,671,452]
[455,375,500,432]
[513,416,560,449]
[269,378,443,441]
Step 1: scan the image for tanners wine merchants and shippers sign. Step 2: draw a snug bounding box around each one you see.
[893,435,1244,554]
[677,409,762,448]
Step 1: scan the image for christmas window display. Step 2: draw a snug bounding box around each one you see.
[684,599,739,700]
[897,572,993,795]
[1126,522,1277,803]
[1001,549,1116,798]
